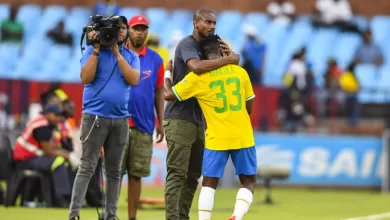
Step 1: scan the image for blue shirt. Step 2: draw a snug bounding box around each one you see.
[242,38,266,71]
[354,43,383,64]
[128,47,164,134]
[81,45,140,118]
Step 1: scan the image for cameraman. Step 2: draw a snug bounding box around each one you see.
[69,16,140,220]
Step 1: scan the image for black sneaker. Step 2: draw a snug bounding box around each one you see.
[70,217,80,220]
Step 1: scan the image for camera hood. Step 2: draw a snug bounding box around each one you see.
[108,15,128,28]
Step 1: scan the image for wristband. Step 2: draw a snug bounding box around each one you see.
[164,70,172,79]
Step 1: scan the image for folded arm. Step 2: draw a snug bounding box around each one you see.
[34,126,70,159]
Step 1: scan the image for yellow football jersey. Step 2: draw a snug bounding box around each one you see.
[172,64,255,151]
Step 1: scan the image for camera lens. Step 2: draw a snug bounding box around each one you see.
[99,27,118,47]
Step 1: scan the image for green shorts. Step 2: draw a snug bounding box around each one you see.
[121,127,153,178]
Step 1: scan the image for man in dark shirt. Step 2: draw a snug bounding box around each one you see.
[163,8,240,220]
[47,21,73,47]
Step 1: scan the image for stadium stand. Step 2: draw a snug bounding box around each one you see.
[0,3,389,104]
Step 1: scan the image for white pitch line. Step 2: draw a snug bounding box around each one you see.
[343,212,390,220]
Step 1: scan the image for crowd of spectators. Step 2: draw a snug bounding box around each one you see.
[240,0,386,132]
[0,0,387,133]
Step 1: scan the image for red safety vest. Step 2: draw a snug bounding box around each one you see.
[13,115,51,161]
[55,120,72,148]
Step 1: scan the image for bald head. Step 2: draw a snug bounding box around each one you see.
[192,9,216,39]
[193,8,215,22]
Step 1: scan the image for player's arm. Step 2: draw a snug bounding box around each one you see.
[246,99,253,115]
[187,55,239,75]
[243,71,256,114]
[164,60,176,101]
[181,42,239,75]
[164,71,199,101]
[164,77,176,101]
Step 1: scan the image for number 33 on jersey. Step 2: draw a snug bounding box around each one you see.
[172,64,256,151]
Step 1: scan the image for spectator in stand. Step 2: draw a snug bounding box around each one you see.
[47,21,73,47]
[312,0,360,33]
[320,58,342,120]
[0,3,23,43]
[354,29,383,67]
[241,24,266,85]
[267,0,296,26]
[324,58,342,91]
[284,48,314,95]
[280,48,315,132]
[146,35,169,68]
[339,62,360,126]
[94,0,120,18]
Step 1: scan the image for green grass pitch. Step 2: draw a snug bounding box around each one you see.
[2,186,390,220]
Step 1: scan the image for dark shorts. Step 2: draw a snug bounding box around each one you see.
[121,127,153,178]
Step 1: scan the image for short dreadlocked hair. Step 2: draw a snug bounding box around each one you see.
[199,34,221,58]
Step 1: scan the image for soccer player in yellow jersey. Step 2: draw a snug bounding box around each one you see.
[164,34,257,220]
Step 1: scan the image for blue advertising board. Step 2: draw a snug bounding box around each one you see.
[255,133,385,187]
[122,133,385,188]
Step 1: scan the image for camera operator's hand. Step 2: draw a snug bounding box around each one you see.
[88,31,100,50]
[111,44,121,59]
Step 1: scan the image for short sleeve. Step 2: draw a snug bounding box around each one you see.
[130,54,141,72]
[80,46,94,67]
[156,63,164,88]
[32,126,54,142]
[180,40,201,64]
[172,73,200,101]
[242,71,255,101]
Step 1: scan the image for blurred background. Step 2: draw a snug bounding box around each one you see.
[0,0,390,219]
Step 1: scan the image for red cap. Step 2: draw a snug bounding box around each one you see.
[128,15,149,28]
